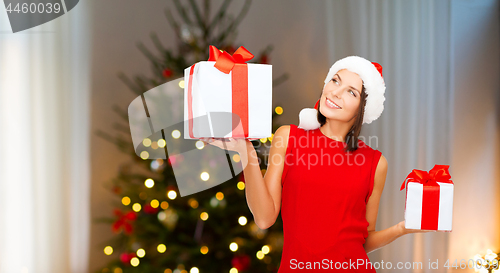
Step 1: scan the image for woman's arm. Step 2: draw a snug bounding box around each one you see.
[202,125,290,230]
[363,154,389,254]
[363,155,436,254]
[242,126,290,229]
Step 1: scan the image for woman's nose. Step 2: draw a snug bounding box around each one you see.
[332,87,343,98]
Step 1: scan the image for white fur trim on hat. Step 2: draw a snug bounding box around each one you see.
[298,108,321,130]
[298,56,386,130]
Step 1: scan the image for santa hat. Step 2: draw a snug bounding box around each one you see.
[298,56,386,130]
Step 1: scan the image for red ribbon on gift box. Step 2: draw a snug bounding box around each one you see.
[187,45,254,138]
[208,45,254,74]
[400,165,453,230]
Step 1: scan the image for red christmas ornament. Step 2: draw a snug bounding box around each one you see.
[162,68,173,78]
[239,172,245,184]
[167,155,176,166]
[112,209,137,234]
[144,204,159,214]
[120,252,136,265]
[259,54,269,64]
[231,254,251,271]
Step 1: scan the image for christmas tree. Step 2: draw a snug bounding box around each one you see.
[95,1,289,272]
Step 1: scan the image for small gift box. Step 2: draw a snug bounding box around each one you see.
[184,45,272,139]
[400,165,454,231]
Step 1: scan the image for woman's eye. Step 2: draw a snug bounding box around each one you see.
[349,90,356,97]
[332,78,339,84]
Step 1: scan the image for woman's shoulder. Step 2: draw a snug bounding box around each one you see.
[357,139,383,157]
[275,124,298,136]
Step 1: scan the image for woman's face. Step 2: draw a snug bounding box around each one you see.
[319,69,363,123]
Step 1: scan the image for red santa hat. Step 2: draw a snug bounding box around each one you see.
[298,56,386,130]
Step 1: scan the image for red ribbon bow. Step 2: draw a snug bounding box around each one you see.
[112,209,137,235]
[208,45,254,74]
[400,164,453,191]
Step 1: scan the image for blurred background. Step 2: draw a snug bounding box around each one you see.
[0,0,499,272]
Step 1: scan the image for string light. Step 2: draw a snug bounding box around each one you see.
[171,130,181,139]
[189,267,199,273]
[232,154,240,162]
[144,178,154,188]
[136,248,145,258]
[262,245,271,254]
[275,106,283,115]
[103,246,113,255]
[200,246,209,254]
[259,138,267,143]
[150,199,159,208]
[200,212,209,221]
[188,198,199,208]
[157,244,167,253]
[229,242,238,252]
[238,216,247,226]
[161,201,169,209]
[158,211,166,221]
[215,192,224,200]
[195,140,205,150]
[179,80,185,88]
[130,257,140,267]
[142,138,152,147]
[158,139,166,148]
[256,250,265,259]
[167,190,177,200]
[140,151,149,160]
[237,182,245,190]
[229,268,238,273]
[200,172,210,181]
[132,203,142,212]
[121,196,131,206]
[151,141,158,149]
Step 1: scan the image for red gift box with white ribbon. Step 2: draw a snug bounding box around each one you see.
[184,45,272,140]
[400,165,454,231]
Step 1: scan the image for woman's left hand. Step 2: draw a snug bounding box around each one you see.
[397,220,440,235]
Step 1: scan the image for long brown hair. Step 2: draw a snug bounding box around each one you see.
[316,85,368,153]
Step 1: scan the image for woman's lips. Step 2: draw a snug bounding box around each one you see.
[326,98,342,109]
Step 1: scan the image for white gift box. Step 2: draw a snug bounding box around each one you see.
[184,61,272,139]
[404,181,454,231]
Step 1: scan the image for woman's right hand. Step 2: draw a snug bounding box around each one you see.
[397,220,438,235]
[200,137,250,155]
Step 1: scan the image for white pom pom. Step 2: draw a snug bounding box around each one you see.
[298,108,321,130]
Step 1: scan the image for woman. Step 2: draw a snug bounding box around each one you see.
[202,56,437,272]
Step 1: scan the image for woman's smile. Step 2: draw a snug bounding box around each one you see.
[325,97,342,109]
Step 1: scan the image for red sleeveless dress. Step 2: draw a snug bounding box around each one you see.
[278,124,382,272]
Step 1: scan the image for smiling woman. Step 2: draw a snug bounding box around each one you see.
[204,55,439,273]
